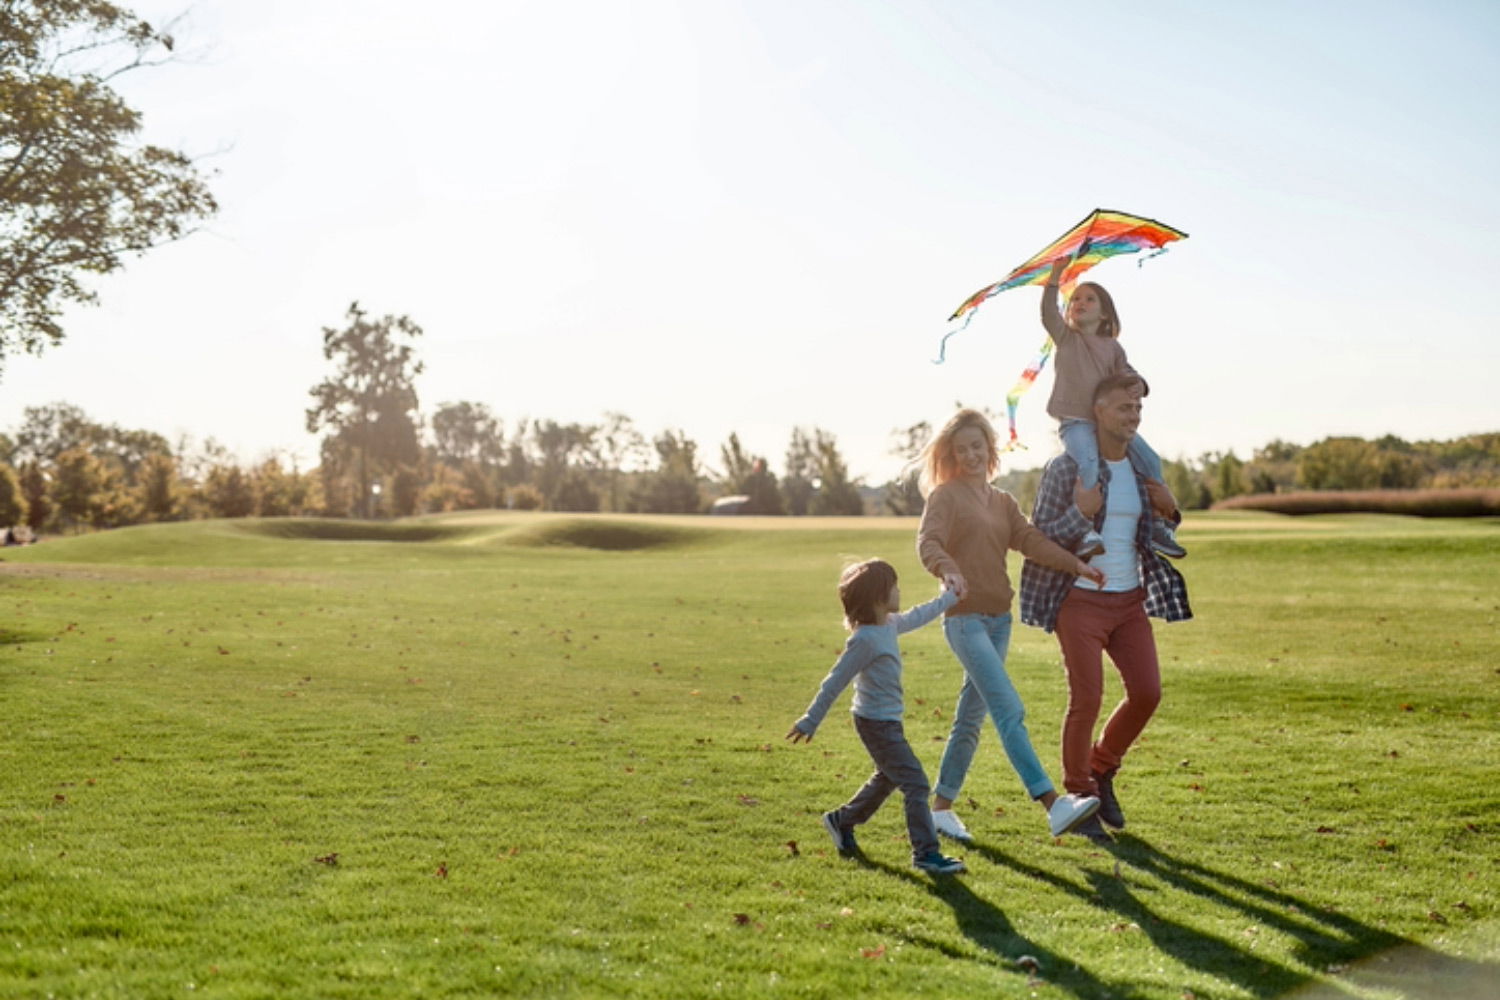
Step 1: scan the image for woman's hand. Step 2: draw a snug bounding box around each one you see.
[1049,258,1067,283]
[1074,560,1106,586]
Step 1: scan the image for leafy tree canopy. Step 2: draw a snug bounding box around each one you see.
[0,1,217,367]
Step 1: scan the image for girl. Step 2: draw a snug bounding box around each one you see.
[787,559,967,875]
[1042,258,1185,559]
[915,409,1105,843]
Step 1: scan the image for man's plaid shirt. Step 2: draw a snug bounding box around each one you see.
[1019,453,1192,634]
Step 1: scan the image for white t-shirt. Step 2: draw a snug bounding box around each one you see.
[1075,458,1141,593]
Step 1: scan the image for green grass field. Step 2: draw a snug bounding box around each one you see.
[2,511,1497,999]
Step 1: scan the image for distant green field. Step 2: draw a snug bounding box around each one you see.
[2,511,1497,999]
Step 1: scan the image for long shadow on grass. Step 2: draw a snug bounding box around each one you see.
[853,854,1118,996]
[965,833,1490,998]
[1107,834,1500,995]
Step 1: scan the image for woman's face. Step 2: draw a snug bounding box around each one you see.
[951,425,990,480]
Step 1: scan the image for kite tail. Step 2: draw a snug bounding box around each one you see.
[1001,336,1055,452]
[933,313,976,364]
[1136,245,1171,267]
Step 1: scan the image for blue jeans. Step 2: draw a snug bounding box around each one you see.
[1059,418,1164,489]
[935,613,1055,801]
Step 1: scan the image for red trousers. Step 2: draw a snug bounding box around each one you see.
[1055,587,1161,796]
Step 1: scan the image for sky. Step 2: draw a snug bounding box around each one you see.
[2,0,1498,485]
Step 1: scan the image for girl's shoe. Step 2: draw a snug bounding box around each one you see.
[1151,520,1186,559]
[932,809,974,843]
[1075,530,1106,559]
[913,851,967,875]
[821,811,858,855]
[1047,793,1101,836]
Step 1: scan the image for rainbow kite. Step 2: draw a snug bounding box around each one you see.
[936,208,1187,450]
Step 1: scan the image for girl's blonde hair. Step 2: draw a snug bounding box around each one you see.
[1071,281,1122,339]
[838,559,897,630]
[915,409,999,497]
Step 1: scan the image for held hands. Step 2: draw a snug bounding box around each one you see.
[1074,477,1103,519]
[1074,560,1106,587]
[942,571,968,600]
[786,725,812,744]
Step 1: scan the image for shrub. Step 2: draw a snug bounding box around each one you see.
[1212,488,1500,517]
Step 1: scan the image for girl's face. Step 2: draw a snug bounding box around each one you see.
[951,425,990,481]
[886,581,901,613]
[1068,286,1103,327]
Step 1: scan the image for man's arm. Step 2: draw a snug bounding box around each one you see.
[1031,459,1094,548]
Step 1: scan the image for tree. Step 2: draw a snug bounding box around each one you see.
[430,401,504,468]
[782,427,816,516]
[135,451,181,521]
[0,2,217,367]
[718,433,783,514]
[51,446,110,528]
[630,430,702,513]
[17,461,50,530]
[200,463,253,518]
[808,429,864,516]
[0,463,27,527]
[590,411,646,512]
[306,303,424,518]
[530,419,594,509]
[11,402,98,464]
[881,420,931,515]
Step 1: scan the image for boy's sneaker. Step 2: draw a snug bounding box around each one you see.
[1151,520,1186,559]
[912,851,967,875]
[1075,530,1105,559]
[1072,815,1114,844]
[932,809,974,843]
[1092,769,1125,829]
[1047,793,1101,837]
[822,811,858,855]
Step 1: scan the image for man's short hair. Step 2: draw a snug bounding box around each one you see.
[1093,372,1150,406]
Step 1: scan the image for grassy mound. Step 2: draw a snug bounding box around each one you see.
[501,517,714,551]
[234,518,481,543]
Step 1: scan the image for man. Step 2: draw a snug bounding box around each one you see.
[1019,372,1192,842]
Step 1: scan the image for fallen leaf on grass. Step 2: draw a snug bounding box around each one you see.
[314,853,339,866]
[737,794,759,807]
[861,945,885,959]
[784,841,799,856]
[733,913,751,925]
[1316,826,1337,834]
[434,862,448,879]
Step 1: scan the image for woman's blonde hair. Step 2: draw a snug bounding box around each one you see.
[915,408,999,497]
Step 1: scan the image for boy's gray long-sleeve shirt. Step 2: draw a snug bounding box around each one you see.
[793,590,958,735]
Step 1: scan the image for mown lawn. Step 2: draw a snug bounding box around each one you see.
[1,511,1497,998]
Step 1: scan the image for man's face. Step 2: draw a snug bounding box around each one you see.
[1093,387,1142,445]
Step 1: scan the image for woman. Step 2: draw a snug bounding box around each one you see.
[915,408,1102,841]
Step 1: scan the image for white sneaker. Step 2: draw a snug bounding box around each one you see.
[1047,793,1101,837]
[932,809,974,843]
